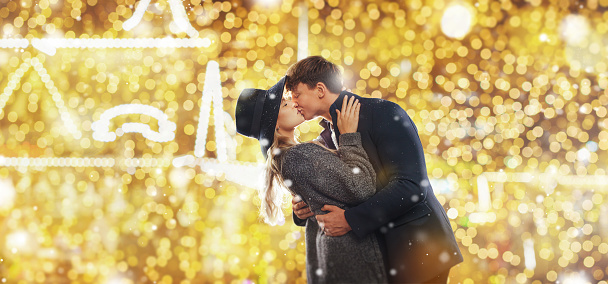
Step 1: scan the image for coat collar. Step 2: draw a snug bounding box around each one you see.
[329,91,358,138]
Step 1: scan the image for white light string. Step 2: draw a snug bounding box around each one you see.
[91,104,176,142]
[0,58,81,139]
[0,38,29,49]
[30,38,212,55]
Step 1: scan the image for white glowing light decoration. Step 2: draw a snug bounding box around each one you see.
[577,148,591,162]
[0,58,81,139]
[92,104,176,142]
[523,238,536,270]
[560,15,590,46]
[477,175,491,212]
[0,156,172,168]
[0,38,29,48]
[122,0,199,38]
[297,1,309,60]
[122,0,152,31]
[482,171,608,187]
[561,272,589,284]
[258,0,282,6]
[194,61,229,161]
[198,158,265,189]
[468,212,496,224]
[0,178,16,210]
[30,38,211,55]
[441,5,473,39]
[6,230,31,253]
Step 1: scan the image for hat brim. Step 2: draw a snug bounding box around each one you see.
[257,77,286,159]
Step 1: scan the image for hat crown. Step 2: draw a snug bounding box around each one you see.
[234,77,286,159]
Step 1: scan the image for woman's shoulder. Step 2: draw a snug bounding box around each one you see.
[285,142,324,157]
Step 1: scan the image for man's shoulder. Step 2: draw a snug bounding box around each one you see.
[359,97,407,120]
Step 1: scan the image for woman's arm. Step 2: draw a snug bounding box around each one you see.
[284,141,375,206]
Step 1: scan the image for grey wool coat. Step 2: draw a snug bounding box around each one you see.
[281,132,387,284]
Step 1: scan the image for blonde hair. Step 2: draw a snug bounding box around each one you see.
[260,130,297,225]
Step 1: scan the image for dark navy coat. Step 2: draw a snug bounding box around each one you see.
[294,91,463,283]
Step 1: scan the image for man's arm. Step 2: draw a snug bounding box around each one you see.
[320,101,428,238]
[344,102,428,238]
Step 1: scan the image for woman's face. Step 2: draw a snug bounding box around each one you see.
[276,97,305,131]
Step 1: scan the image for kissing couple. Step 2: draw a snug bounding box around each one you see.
[235,56,463,283]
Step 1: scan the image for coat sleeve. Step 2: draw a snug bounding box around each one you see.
[292,132,344,227]
[344,102,430,238]
[284,133,376,206]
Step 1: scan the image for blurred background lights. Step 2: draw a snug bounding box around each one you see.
[1,0,608,283]
[440,4,473,39]
[0,178,16,210]
[560,15,590,46]
[5,231,32,254]
[561,272,590,284]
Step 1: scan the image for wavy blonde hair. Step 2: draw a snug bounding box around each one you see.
[260,130,297,226]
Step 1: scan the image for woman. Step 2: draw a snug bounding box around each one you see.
[235,77,386,283]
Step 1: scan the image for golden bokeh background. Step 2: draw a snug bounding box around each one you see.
[1,0,607,283]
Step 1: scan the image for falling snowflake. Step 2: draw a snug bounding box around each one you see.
[284,179,293,187]
[272,148,281,155]
[411,194,419,202]
[269,93,276,100]
[352,167,361,174]
[388,222,394,228]
[260,138,269,146]
[439,251,450,263]
[316,268,323,276]
[389,268,397,276]
[420,179,430,187]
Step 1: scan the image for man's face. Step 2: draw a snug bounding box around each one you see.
[291,83,320,120]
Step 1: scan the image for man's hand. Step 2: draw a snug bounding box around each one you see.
[292,195,314,220]
[316,205,352,237]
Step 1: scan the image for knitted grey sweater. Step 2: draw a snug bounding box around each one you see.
[281,132,387,284]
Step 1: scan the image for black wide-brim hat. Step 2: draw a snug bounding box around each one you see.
[235,77,286,159]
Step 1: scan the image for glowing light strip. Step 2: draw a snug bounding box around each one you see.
[168,0,199,38]
[482,172,608,186]
[523,239,536,270]
[208,61,228,162]
[122,0,152,31]
[198,158,264,189]
[91,104,176,142]
[0,58,81,139]
[0,61,30,113]
[122,0,199,38]
[0,39,29,49]
[468,212,497,224]
[476,175,491,211]
[297,1,309,60]
[0,157,172,168]
[194,61,222,158]
[30,38,212,55]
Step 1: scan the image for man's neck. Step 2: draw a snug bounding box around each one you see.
[320,92,341,122]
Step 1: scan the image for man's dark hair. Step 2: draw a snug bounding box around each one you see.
[286,56,343,94]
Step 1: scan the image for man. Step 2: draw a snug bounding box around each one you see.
[286,56,463,283]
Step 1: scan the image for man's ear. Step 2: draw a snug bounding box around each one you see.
[316,82,327,99]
